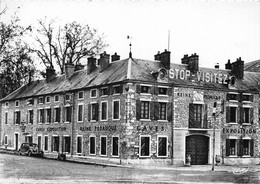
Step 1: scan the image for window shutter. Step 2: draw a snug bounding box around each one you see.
[136,100,141,120]
[237,93,242,102]
[150,86,154,95]
[167,88,172,96]
[136,84,141,94]
[154,86,159,95]
[95,103,99,121]
[109,85,113,95]
[237,139,243,157]
[119,84,123,94]
[226,107,230,123]
[154,102,159,120]
[189,104,194,127]
[250,108,254,124]
[167,102,172,122]
[250,139,254,157]
[250,94,254,102]
[13,112,15,125]
[226,93,230,101]
[226,139,230,156]
[239,107,243,124]
[150,101,155,120]
[88,104,91,121]
[203,104,208,129]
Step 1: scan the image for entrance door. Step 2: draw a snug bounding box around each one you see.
[38,136,42,150]
[15,134,19,150]
[186,135,209,165]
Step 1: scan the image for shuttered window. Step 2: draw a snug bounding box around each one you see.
[38,109,44,124]
[54,107,61,123]
[90,103,99,121]
[141,101,150,119]
[230,107,237,123]
[46,108,51,123]
[101,102,108,120]
[65,106,72,123]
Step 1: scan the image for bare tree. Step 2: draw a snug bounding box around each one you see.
[33,19,107,74]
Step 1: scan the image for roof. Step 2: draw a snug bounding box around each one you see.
[244,59,260,72]
[2,57,260,102]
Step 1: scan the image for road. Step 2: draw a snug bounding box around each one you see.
[0,153,259,184]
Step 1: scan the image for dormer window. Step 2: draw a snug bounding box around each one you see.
[113,85,121,94]
[5,102,9,108]
[141,85,150,93]
[65,94,71,101]
[54,95,59,102]
[27,98,34,106]
[242,94,253,102]
[101,87,108,96]
[15,100,20,107]
[159,87,167,95]
[38,97,44,104]
[78,91,84,100]
[90,89,97,98]
[227,93,238,101]
[46,96,51,103]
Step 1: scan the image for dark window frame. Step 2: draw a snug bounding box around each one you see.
[141,101,150,119]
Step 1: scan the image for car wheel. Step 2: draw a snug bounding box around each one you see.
[28,151,32,157]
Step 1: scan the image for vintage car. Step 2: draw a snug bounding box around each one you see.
[18,143,44,157]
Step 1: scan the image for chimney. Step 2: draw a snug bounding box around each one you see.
[188,53,199,73]
[65,63,74,79]
[111,53,120,62]
[215,63,219,69]
[87,57,97,75]
[46,68,56,82]
[231,57,244,79]
[99,51,110,71]
[181,54,189,64]
[225,59,232,70]
[154,51,161,61]
[160,49,171,69]
[75,64,85,71]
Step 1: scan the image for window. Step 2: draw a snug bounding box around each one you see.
[141,85,150,93]
[5,112,8,124]
[101,101,108,120]
[54,107,61,123]
[38,97,44,104]
[5,102,9,108]
[243,95,250,101]
[101,87,108,96]
[65,94,71,101]
[65,106,72,123]
[112,137,119,156]
[14,111,21,125]
[158,136,167,157]
[44,136,48,151]
[27,98,34,105]
[141,101,150,119]
[38,109,44,124]
[46,96,51,103]
[140,136,150,157]
[54,95,59,102]
[78,91,84,99]
[77,136,82,154]
[159,87,167,95]
[90,89,97,98]
[113,100,120,120]
[64,136,71,153]
[230,107,237,123]
[159,102,167,120]
[100,136,107,156]
[26,135,33,143]
[46,108,51,123]
[90,103,98,121]
[189,104,207,128]
[89,136,96,155]
[15,100,19,107]
[52,136,59,152]
[28,110,33,124]
[113,86,121,94]
[194,104,202,123]
[78,104,83,122]
[242,140,249,156]
[226,139,237,156]
[4,135,8,145]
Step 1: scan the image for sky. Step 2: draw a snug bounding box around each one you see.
[1,0,260,69]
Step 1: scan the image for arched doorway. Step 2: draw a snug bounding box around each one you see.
[186,135,209,165]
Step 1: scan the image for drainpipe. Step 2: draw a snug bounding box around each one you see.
[171,84,174,165]
[71,92,75,157]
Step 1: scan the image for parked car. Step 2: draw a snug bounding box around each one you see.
[18,143,44,157]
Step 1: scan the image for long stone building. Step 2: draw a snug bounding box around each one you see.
[1,50,259,165]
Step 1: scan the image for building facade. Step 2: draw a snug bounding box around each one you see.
[1,50,259,165]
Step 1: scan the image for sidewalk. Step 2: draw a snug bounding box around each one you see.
[1,148,259,172]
